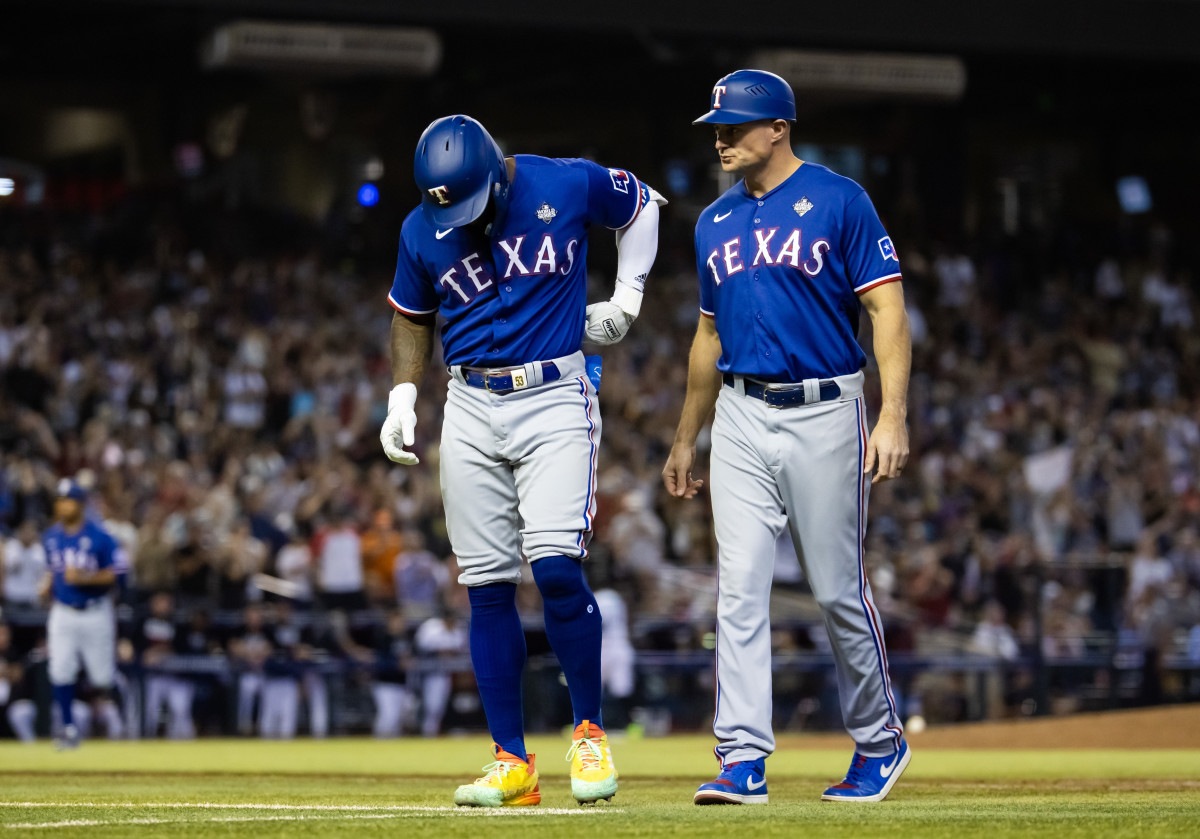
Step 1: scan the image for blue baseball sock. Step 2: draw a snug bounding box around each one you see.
[53,684,75,728]
[467,583,528,761]
[531,555,603,729]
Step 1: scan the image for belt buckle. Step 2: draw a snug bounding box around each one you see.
[763,382,803,408]
[483,372,511,393]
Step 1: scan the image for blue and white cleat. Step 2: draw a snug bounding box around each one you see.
[821,739,911,802]
[53,724,80,752]
[694,758,768,805]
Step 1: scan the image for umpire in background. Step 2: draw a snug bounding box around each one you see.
[664,69,913,804]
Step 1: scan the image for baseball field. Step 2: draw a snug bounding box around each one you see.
[2,706,1199,838]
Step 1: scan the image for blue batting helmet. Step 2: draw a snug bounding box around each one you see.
[413,115,510,229]
[693,69,796,125]
[56,478,87,502]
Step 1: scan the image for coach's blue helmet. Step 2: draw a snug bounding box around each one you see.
[693,69,796,124]
[413,115,510,228]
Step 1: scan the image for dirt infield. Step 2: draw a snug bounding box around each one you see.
[782,704,1200,750]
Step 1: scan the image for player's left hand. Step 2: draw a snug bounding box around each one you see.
[864,412,909,484]
[584,300,635,345]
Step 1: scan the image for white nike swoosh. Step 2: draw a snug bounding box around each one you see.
[435,228,453,239]
[746,777,767,790]
[714,211,732,223]
[879,749,902,779]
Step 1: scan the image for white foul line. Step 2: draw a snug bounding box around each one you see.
[0,801,621,828]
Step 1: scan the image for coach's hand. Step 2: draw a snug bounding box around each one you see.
[584,300,636,345]
[864,410,909,484]
[663,442,705,499]
[381,382,419,465]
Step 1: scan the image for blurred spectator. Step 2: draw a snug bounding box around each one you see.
[606,488,666,586]
[313,507,365,612]
[214,518,268,609]
[967,601,1019,660]
[264,600,329,739]
[274,525,315,607]
[1,623,37,742]
[3,519,45,607]
[361,509,403,606]
[172,607,227,735]
[371,608,416,738]
[1127,532,1173,605]
[392,531,448,620]
[138,592,195,740]
[413,605,468,737]
[229,603,273,736]
[594,587,635,729]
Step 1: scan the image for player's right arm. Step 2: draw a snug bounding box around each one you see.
[381,311,436,465]
[382,226,439,466]
[663,314,723,499]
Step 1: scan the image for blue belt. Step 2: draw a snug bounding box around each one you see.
[60,598,105,611]
[461,361,561,394]
[723,373,841,407]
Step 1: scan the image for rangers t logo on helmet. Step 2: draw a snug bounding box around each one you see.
[694,69,797,125]
[413,115,511,229]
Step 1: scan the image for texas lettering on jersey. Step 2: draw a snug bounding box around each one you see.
[435,236,581,306]
[705,229,831,285]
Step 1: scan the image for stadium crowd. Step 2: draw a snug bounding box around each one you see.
[3,195,1200,740]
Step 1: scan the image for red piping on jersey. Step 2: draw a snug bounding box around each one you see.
[616,173,646,231]
[387,293,437,316]
[854,273,902,294]
[574,377,599,555]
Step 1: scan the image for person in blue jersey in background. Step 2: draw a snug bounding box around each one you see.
[664,70,913,805]
[39,478,128,749]
[379,115,665,807]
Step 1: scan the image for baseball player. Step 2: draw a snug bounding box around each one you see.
[380,114,664,807]
[40,479,128,749]
[662,69,913,804]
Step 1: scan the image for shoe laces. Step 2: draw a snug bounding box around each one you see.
[566,735,605,771]
[477,759,521,785]
[842,753,870,785]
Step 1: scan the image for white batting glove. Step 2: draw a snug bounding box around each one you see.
[380,382,419,465]
[584,282,641,345]
[584,300,635,345]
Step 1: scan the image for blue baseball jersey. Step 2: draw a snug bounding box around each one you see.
[42,520,126,608]
[695,162,902,382]
[389,154,648,367]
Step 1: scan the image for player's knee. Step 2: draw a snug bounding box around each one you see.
[467,581,518,613]
[531,554,587,602]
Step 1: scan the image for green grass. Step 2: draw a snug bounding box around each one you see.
[2,737,1199,838]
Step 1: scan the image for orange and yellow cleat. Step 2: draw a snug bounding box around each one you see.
[453,743,541,807]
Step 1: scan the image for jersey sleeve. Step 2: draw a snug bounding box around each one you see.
[94,530,120,572]
[695,223,716,317]
[842,190,903,294]
[583,160,646,230]
[388,233,439,316]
